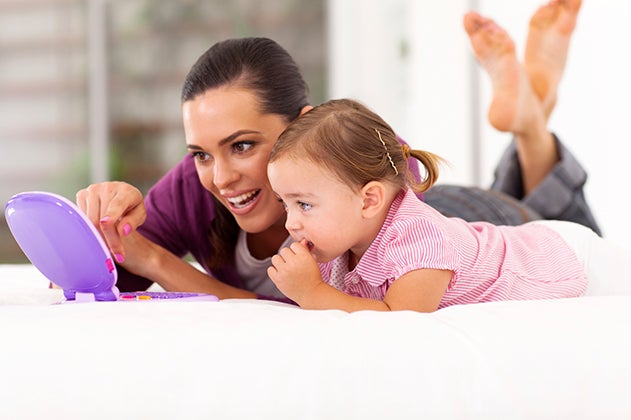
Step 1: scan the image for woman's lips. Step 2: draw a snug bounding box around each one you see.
[225,189,261,209]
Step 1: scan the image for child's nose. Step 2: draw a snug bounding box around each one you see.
[284,212,301,232]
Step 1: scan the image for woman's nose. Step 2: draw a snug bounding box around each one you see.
[212,158,239,189]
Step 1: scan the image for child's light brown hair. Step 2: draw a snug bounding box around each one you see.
[270,98,443,193]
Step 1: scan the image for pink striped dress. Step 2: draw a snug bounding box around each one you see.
[318,188,587,309]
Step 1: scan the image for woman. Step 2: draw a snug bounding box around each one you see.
[77,1,598,300]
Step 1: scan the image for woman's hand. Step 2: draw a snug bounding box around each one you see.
[268,239,323,304]
[76,181,146,264]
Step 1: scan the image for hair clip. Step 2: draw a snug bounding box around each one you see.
[376,129,398,176]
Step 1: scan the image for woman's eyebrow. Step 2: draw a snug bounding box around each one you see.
[186,129,262,151]
[218,129,261,146]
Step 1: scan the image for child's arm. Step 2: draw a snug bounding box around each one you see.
[382,269,452,312]
[267,240,452,312]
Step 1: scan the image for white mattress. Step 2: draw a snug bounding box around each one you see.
[1,264,630,419]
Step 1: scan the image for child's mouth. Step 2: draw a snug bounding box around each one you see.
[299,238,315,251]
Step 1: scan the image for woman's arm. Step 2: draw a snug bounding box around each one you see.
[116,230,255,299]
[76,178,256,299]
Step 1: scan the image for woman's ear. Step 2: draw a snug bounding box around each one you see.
[360,181,388,219]
[298,105,313,117]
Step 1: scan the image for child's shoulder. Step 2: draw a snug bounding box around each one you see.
[386,192,449,236]
[394,189,445,221]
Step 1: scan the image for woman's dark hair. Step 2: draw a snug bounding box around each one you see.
[182,37,309,119]
[181,37,309,269]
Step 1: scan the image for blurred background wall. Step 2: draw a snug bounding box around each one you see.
[0,0,326,262]
[1,0,628,262]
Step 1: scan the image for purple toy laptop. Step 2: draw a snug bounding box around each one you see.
[4,191,218,303]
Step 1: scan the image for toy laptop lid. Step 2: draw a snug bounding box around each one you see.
[4,191,218,302]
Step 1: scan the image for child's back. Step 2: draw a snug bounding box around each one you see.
[319,189,588,308]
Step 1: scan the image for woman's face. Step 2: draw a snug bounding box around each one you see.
[183,86,289,233]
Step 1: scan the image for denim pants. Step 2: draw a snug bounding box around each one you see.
[423,136,602,236]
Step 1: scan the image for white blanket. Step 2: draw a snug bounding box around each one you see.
[1,264,630,419]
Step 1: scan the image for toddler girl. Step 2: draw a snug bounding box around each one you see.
[267,99,630,312]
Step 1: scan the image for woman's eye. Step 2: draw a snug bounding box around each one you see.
[232,141,254,153]
[276,198,288,210]
[192,151,212,163]
[298,202,312,211]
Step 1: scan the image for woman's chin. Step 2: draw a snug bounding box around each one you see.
[234,210,286,235]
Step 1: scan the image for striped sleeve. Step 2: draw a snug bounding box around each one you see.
[380,216,460,281]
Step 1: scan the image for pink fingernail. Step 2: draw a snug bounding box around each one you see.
[100,216,110,223]
[122,224,131,236]
[115,253,125,263]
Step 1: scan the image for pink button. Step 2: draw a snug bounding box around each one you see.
[105,258,115,272]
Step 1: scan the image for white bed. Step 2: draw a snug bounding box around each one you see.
[1,264,630,419]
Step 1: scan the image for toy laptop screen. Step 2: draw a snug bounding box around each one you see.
[4,191,217,302]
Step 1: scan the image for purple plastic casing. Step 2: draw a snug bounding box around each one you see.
[5,191,120,301]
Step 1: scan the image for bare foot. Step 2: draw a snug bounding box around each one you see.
[525,0,582,118]
[464,11,555,195]
[463,12,543,135]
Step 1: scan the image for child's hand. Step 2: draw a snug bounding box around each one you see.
[268,239,323,304]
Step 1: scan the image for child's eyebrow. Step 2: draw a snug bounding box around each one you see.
[283,192,315,199]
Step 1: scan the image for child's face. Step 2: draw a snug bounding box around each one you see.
[268,157,374,263]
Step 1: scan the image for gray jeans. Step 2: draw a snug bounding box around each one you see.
[424,136,602,236]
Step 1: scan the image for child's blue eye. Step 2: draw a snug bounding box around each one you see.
[298,202,312,211]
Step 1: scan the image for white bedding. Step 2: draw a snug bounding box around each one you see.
[1,264,630,419]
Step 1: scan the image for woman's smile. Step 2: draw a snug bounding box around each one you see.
[224,189,261,210]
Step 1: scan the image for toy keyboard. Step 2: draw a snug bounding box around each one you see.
[118,291,219,301]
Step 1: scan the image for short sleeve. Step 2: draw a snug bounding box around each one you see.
[380,217,460,280]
